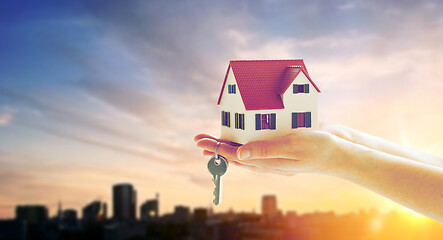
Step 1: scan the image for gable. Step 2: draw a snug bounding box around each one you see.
[217,60,320,111]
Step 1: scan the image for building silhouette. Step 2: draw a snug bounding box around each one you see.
[57,200,62,220]
[62,209,78,226]
[112,183,136,221]
[140,198,158,222]
[83,200,107,223]
[15,205,48,224]
[173,205,190,224]
[192,208,207,225]
[262,195,278,219]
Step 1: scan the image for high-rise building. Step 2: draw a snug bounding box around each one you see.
[62,209,77,226]
[113,183,136,221]
[173,205,190,224]
[262,195,278,218]
[83,200,107,223]
[15,205,48,224]
[57,200,62,220]
[140,199,158,222]
[192,208,208,225]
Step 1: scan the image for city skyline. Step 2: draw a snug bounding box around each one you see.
[1,0,443,220]
[0,182,429,222]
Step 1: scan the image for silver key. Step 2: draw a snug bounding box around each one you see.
[208,155,228,205]
[207,142,228,206]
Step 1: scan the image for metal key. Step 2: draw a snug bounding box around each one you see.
[207,142,228,206]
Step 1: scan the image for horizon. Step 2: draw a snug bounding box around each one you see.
[0,184,421,221]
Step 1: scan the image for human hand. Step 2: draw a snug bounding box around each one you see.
[195,129,347,176]
[196,123,443,222]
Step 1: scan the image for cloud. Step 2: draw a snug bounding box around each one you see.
[0,87,146,142]
[338,2,357,10]
[0,106,15,127]
[77,79,172,129]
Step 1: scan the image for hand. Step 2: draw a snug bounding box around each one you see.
[195,129,346,176]
[195,123,443,222]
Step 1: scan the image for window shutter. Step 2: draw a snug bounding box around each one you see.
[305,112,311,128]
[292,112,297,128]
[255,114,261,130]
[227,112,230,127]
[293,84,298,94]
[221,111,225,126]
[238,114,242,130]
[305,84,309,93]
[235,113,238,129]
[233,85,236,94]
[241,114,245,130]
[270,113,276,130]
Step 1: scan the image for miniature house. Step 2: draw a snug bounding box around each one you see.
[217,59,320,144]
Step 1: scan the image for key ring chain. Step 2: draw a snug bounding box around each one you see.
[215,141,221,159]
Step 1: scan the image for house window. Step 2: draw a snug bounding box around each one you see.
[235,113,245,130]
[221,111,231,127]
[293,84,309,94]
[228,84,236,94]
[261,114,269,129]
[255,113,276,130]
[292,112,311,128]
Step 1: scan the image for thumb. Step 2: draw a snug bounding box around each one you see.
[237,137,292,160]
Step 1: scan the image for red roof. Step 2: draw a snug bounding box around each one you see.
[217,59,320,110]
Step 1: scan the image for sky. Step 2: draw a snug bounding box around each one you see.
[1,0,443,219]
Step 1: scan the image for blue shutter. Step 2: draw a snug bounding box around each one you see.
[298,85,304,93]
[305,112,311,128]
[270,113,276,130]
[292,112,297,128]
[255,114,261,130]
[241,114,245,130]
[235,113,238,129]
[221,111,225,126]
[305,84,309,93]
[293,84,298,94]
[227,112,230,127]
[233,85,236,94]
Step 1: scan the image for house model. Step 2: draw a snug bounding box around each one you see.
[217,59,320,144]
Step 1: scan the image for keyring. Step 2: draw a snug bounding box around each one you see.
[215,141,221,159]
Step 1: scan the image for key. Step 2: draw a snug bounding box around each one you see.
[207,154,228,206]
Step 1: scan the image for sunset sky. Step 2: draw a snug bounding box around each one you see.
[1,0,443,219]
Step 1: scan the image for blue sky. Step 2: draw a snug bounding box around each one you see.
[1,0,443,218]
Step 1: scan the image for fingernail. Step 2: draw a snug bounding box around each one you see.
[238,149,250,160]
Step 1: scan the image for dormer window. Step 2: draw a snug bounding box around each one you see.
[293,84,309,94]
[228,84,236,94]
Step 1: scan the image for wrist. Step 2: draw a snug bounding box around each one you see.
[324,136,360,178]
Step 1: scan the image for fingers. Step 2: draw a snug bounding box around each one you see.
[319,122,353,142]
[194,134,242,146]
[194,134,217,142]
[234,161,295,176]
[236,136,295,160]
[240,157,302,171]
[196,138,239,162]
[203,150,214,156]
[195,134,295,176]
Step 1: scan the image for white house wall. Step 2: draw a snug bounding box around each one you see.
[219,68,318,145]
[282,71,319,130]
[219,68,247,143]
